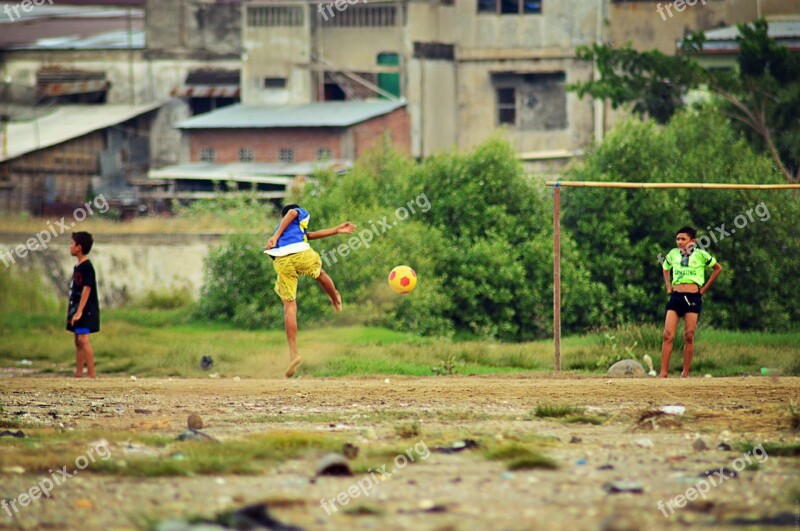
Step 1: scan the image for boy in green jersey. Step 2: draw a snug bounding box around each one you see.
[659,226,722,378]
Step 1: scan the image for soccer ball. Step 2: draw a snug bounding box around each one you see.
[388,265,417,294]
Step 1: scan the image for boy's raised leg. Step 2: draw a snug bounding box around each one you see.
[659,310,679,378]
[681,313,698,378]
[316,269,342,312]
[283,300,302,378]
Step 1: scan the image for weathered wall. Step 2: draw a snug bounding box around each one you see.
[0,53,240,105]
[0,233,222,307]
[145,0,242,55]
[610,0,800,53]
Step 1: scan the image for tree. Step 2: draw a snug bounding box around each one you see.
[570,20,800,183]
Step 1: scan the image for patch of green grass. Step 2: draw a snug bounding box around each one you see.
[343,505,384,516]
[485,442,558,470]
[2,282,799,379]
[394,420,421,439]
[0,430,343,477]
[563,414,606,425]
[507,455,559,471]
[735,442,800,458]
[533,403,584,419]
[789,401,800,432]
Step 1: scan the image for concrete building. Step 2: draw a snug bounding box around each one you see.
[0,103,160,214]
[239,0,596,166]
[610,0,800,53]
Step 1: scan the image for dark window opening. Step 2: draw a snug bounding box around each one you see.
[200,147,216,163]
[239,147,254,162]
[496,87,516,125]
[264,77,288,89]
[279,148,294,163]
[478,0,541,14]
[493,72,566,130]
[189,97,237,116]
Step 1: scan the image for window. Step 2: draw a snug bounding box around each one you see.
[478,0,541,14]
[239,147,254,162]
[200,147,216,163]
[279,148,294,163]
[319,5,396,26]
[264,77,287,89]
[496,88,516,125]
[317,148,333,161]
[247,6,304,27]
[493,72,566,130]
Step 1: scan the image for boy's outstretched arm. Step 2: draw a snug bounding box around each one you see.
[700,263,722,294]
[265,209,299,250]
[307,222,356,240]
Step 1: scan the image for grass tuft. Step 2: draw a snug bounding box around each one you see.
[486,442,558,470]
[394,420,421,439]
[533,403,584,419]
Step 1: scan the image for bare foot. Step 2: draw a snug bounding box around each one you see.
[285,357,302,378]
[681,373,689,379]
[331,290,342,313]
[73,374,83,378]
[658,373,668,379]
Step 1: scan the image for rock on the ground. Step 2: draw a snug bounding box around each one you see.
[607,360,646,377]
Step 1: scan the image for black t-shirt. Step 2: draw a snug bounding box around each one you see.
[66,260,100,333]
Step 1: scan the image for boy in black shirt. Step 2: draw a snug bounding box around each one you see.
[67,232,100,378]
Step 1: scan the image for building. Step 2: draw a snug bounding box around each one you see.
[0,103,160,214]
[147,99,407,200]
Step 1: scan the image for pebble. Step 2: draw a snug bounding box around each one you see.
[187,413,204,430]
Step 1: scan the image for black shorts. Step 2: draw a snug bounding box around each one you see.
[666,292,702,317]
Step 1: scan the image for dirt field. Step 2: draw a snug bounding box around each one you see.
[1,374,799,530]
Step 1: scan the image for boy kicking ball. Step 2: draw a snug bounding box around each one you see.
[265,204,355,378]
[659,226,722,378]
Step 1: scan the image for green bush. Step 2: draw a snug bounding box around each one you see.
[562,107,800,331]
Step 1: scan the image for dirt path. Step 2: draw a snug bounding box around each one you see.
[1,375,798,530]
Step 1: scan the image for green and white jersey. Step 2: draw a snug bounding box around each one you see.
[662,247,717,286]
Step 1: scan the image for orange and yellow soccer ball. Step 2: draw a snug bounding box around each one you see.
[388,265,417,294]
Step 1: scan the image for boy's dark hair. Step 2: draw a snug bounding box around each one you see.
[676,226,697,239]
[72,232,94,254]
[281,204,300,217]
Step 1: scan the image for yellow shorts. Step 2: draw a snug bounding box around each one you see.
[272,249,322,302]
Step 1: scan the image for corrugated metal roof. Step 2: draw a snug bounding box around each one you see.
[1,102,162,163]
[11,29,144,50]
[0,5,142,23]
[148,161,352,182]
[703,21,800,41]
[176,100,406,129]
[0,5,143,49]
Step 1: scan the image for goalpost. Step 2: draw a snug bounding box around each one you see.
[545,181,800,372]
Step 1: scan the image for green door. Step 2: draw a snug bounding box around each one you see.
[377,52,401,99]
